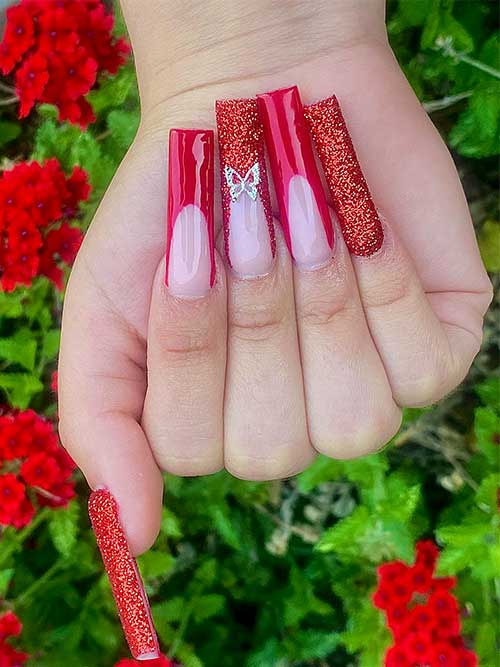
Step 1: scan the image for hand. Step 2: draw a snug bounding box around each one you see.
[58,0,492,555]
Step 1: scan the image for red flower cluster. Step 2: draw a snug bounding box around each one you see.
[0,611,28,666]
[374,541,478,667]
[0,408,76,529]
[115,656,176,667]
[0,159,88,292]
[0,0,130,126]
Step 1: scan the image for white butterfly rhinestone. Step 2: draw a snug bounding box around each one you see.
[224,163,260,202]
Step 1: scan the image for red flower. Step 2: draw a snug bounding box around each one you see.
[0,0,130,123]
[44,223,83,263]
[0,612,22,640]
[0,159,89,292]
[416,540,439,572]
[15,52,49,117]
[456,649,478,667]
[431,642,460,667]
[20,452,61,491]
[428,591,459,618]
[0,473,25,513]
[385,645,410,667]
[402,632,433,664]
[51,370,58,393]
[0,408,76,528]
[409,562,433,593]
[38,7,78,54]
[6,212,42,253]
[0,641,29,666]
[1,5,34,65]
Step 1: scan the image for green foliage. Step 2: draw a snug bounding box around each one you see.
[0,1,499,666]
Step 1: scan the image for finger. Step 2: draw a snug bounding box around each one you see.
[304,95,487,406]
[256,85,400,456]
[295,216,401,457]
[142,129,227,475]
[59,263,163,556]
[351,222,482,407]
[216,96,313,479]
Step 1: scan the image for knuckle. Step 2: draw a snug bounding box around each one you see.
[225,447,315,481]
[298,292,357,328]
[362,256,415,311]
[312,409,402,459]
[157,453,223,477]
[229,301,288,343]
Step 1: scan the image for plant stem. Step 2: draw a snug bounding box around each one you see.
[0,81,15,94]
[423,91,472,113]
[0,96,17,106]
[15,559,63,607]
[0,508,50,568]
[438,40,500,81]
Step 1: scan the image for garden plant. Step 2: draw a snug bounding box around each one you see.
[0,1,498,666]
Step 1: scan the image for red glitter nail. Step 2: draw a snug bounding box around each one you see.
[304,95,384,256]
[216,98,275,277]
[88,489,160,660]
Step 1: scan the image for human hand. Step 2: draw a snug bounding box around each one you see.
[59,0,492,556]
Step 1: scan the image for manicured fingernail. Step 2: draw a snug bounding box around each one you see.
[88,489,160,661]
[257,86,333,269]
[304,95,384,256]
[166,129,215,297]
[216,98,275,278]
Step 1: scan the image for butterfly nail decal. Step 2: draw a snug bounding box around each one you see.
[224,163,260,202]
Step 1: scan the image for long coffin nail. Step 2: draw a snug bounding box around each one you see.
[88,489,160,661]
[166,129,215,297]
[257,86,333,268]
[304,95,383,256]
[216,98,275,278]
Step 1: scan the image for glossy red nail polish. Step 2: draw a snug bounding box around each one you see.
[88,489,160,661]
[304,95,384,256]
[257,86,333,268]
[166,129,216,296]
[216,98,275,278]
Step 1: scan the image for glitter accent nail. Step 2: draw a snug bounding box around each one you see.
[257,86,334,269]
[304,95,384,257]
[216,98,275,278]
[88,489,160,660]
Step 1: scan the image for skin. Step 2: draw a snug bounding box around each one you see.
[58,0,493,555]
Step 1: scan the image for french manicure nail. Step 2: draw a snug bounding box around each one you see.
[216,98,275,278]
[166,129,216,297]
[304,95,383,256]
[257,86,334,269]
[88,489,160,661]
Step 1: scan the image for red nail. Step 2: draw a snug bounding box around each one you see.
[304,95,384,256]
[216,98,275,278]
[88,489,160,660]
[166,129,215,297]
[257,86,333,268]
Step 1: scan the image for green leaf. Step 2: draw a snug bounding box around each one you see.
[474,407,500,465]
[422,4,474,52]
[87,68,135,114]
[160,507,183,539]
[0,372,44,408]
[152,596,184,623]
[49,502,80,558]
[137,550,176,579]
[0,568,14,597]
[285,630,340,659]
[450,85,500,158]
[476,376,500,411]
[192,594,225,622]
[0,332,37,371]
[297,455,343,492]
[478,220,500,272]
[41,329,61,363]
[107,109,139,149]
[0,121,21,148]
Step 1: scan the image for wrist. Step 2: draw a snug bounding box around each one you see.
[122,0,387,120]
